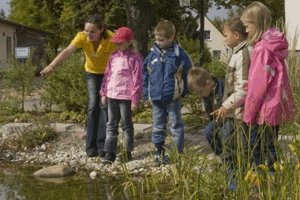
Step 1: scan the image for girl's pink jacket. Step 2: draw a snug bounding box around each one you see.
[100,49,143,106]
[243,28,297,125]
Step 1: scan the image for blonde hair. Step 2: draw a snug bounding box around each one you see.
[154,20,176,39]
[128,40,138,53]
[241,1,271,45]
[187,67,212,92]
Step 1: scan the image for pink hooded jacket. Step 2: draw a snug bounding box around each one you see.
[243,28,297,125]
[100,49,143,106]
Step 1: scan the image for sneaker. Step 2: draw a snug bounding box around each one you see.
[98,151,106,158]
[153,154,169,167]
[116,151,132,163]
[101,153,116,164]
[87,152,98,157]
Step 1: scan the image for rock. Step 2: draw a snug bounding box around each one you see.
[33,164,75,177]
[89,171,97,179]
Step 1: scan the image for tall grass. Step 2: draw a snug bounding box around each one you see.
[119,29,300,199]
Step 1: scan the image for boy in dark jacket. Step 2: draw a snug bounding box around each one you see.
[142,20,192,166]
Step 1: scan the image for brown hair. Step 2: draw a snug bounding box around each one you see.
[154,20,176,39]
[241,1,271,45]
[85,14,108,40]
[187,67,212,92]
[223,16,248,39]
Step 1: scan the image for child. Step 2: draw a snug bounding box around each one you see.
[189,16,252,191]
[187,65,225,122]
[100,27,143,163]
[241,2,297,171]
[142,20,192,166]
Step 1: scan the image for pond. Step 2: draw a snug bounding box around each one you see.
[0,162,152,200]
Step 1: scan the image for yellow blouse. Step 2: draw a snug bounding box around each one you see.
[71,30,115,74]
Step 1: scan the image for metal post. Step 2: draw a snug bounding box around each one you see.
[200,0,205,65]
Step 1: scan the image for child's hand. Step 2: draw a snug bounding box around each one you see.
[131,103,138,112]
[101,96,107,107]
[210,106,228,121]
[243,81,248,91]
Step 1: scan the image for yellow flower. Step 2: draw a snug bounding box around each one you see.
[280,164,284,171]
[296,164,300,170]
[274,163,280,171]
[245,170,252,181]
[251,174,257,183]
[258,164,269,171]
[289,144,296,152]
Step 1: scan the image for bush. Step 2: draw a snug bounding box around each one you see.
[2,48,37,111]
[40,51,88,112]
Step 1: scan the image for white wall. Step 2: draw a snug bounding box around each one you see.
[285,0,300,50]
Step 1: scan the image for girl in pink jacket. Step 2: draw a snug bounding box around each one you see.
[100,27,143,164]
[241,2,297,172]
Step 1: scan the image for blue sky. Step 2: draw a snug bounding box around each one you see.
[0,0,228,20]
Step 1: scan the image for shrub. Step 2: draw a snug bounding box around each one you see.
[39,51,88,112]
[2,48,37,111]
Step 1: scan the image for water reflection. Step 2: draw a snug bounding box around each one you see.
[0,163,125,199]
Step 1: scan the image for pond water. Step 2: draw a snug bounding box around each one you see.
[0,162,143,200]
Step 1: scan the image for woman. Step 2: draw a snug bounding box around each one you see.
[40,14,115,158]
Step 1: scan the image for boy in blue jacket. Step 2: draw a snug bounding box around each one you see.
[143,20,192,166]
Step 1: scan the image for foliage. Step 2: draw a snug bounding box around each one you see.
[177,34,212,65]
[214,0,285,27]
[0,124,58,151]
[39,51,87,113]
[0,9,6,19]
[2,48,37,111]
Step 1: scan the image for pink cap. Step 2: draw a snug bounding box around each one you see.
[111,27,133,43]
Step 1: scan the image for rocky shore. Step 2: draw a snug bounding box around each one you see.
[0,122,211,177]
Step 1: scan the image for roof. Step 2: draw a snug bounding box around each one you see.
[0,18,53,35]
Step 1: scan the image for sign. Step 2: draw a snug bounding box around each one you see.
[15,47,30,58]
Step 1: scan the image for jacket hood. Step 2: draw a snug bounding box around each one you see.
[259,28,289,60]
[151,40,180,57]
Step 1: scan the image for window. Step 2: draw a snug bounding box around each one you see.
[6,36,12,59]
[213,50,221,60]
[204,30,211,40]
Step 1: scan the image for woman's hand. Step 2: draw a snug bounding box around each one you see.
[40,65,54,76]
[101,96,107,107]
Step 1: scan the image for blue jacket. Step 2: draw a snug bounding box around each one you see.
[142,41,192,101]
[202,77,225,121]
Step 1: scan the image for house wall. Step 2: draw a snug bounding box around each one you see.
[0,23,16,72]
[285,0,300,50]
[199,17,229,62]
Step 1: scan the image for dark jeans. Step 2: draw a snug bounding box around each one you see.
[85,72,108,155]
[104,98,134,153]
[244,123,280,170]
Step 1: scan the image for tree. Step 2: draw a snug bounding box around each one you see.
[0,9,6,19]
[214,0,285,25]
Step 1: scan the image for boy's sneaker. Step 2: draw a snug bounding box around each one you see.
[98,151,106,158]
[101,153,116,164]
[116,151,132,163]
[153,154,169,167]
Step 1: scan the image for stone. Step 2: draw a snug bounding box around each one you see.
[33,164,75,177]
[89,171,97,179]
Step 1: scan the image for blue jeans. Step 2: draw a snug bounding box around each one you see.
[152,98,184,153]
[85,72,108,155]
[244,124,279,171]
[104,98,134,153]
[204,119,241,158]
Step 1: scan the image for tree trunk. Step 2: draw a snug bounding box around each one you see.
[124,0,151,58]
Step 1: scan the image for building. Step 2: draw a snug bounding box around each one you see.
[198,16,228,61]
[285,0,300,52]
[0,18,53,73]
